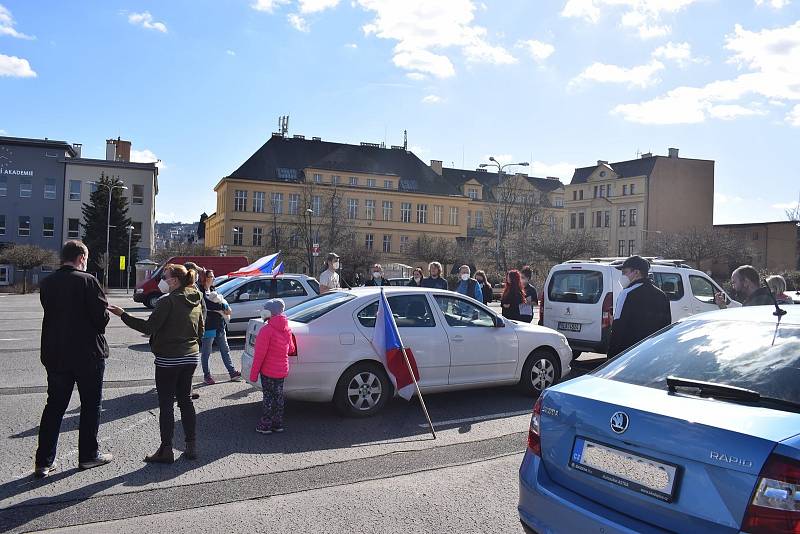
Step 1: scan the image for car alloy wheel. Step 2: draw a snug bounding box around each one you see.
[520,348,560,397]
[334,363,392,417]
[530,358,555,392]
[347,371,383,411]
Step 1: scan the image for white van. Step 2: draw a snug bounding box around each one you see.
[539,258,740,356]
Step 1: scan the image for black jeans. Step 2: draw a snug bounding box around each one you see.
[35,360,105,467]
[155,364,197,446]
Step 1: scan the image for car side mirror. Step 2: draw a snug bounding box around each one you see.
[494,316,505,327]
[239,292,250,302]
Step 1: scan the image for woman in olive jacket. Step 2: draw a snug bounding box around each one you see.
[109,264,204,463]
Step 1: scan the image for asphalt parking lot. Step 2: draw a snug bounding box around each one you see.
[0,291,605,533]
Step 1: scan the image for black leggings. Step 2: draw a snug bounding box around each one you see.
[155,364,196,446]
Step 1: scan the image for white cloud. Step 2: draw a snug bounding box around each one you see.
[251,0,291,12]
[406,72,427,80]
[615,21,800,124]
[131,148,165,169]
[287,13,310,32]
[530,161,578,180]
[561,0,699,39]
[516,39,555,62]
[0,53,36,77]
[344,42,358,49]
[652,41,700,66]
[715,193,745,205]
[787,104,800,126]
[421,94,442,104]
[128,11,167,33]
[0,129,7,135]
[298,0,340,13]
[0,4,34,39]
[755,0,790,8]
[773,201,800,210]
[358,0,515,78]
[571,59,664,88]
[226,49,236,56]
[156,211,178,223]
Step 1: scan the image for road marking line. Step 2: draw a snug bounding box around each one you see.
[0,338,23,341]
[418,409,532,428]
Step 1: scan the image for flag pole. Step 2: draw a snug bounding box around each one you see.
[399,344,437,439]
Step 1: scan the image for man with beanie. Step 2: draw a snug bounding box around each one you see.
[607,256,671,357]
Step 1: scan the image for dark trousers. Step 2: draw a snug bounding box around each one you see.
[155,364,197,446]
[259,376,285,429]
[35,360,105,467]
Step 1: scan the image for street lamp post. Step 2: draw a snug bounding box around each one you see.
[89,180,127,289]
[126,225,134,294]
[479,158,529,271]
[305,208,315,275]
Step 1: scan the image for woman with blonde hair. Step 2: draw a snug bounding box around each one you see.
[767,275,794,305]
[108,263,204,463]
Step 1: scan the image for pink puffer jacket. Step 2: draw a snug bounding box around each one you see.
[250,314,295,381]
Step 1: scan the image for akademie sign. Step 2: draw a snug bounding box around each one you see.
[1,169,34,176]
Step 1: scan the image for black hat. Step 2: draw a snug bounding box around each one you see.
[326,252,340,261]
[615,255,650,274]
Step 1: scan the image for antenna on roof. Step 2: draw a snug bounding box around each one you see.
[403,129,407,151]
[278,115,289,137]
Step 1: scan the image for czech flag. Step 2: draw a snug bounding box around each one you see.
[228,252,280,277]
[270,261,285,278]
[371,289,420,400]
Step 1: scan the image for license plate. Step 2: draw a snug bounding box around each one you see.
[558,321,582,332]
[569,437,680,502]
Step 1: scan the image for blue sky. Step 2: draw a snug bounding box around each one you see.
[1,0,798,224]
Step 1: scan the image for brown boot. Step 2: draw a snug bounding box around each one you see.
[183,440,197,460]
[144,444,174,463]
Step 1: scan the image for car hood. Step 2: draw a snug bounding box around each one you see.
[510,320,567,339]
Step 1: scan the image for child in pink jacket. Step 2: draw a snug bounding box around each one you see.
[250,299,295,434]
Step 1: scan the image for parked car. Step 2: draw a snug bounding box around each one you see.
[387,277,411,286]
[540,258,740,356]
[519,304,800,533]
[134,255,248,308]
[241,287,573,417]
[218,274,319,334]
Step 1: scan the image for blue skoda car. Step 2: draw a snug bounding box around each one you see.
[519,305,800,533]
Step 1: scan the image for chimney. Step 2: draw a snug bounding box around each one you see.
[72,143,82,158]
[668,147,679,158]
[430,159,442,175]
[641,152,652,159]
[105,139,116,161]
[597,160,608,166]
[106,138,131,162]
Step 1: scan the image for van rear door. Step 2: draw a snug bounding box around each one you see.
[544,267,608,350]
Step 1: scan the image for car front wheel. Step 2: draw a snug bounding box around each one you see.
[334,363,392,417]
[520,348,560,396]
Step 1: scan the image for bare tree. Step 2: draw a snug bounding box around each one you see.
[0,244,57,294]
[786,199,800,222]
[535,228,605,264]
[643,227,745,269]
[486,175,547,271]
[151,243,218,264]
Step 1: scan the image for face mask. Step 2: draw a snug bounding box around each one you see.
[259,310,272,321]
[619,274,631,289]
[372,272,382,279]
[413,276,421,283]
[332,262,340,270]
[158,279,170,294]
[461,274,470,281]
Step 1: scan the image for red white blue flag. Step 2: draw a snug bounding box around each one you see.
[270,261,285,278]
[371,289,420,400]
[228,252,280,277]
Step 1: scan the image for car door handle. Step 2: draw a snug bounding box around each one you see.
[451,335,464,342]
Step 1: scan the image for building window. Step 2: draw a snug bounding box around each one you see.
[607,184,613,197]
[600,185,606,197]
[313,173,322,183]
[400,202,411,223]
[618,240,625,256]
[347,198,358,219]
[331,175,340,185]
[467,188,478,200]
[384,180,393,189]
[570,213,576,229]
[416,204,427,224]
[630,183,636,194]
[379,200,391,221]
[349,176,358,186]
[400,235,409,252]
[365,199,375,220]
[0,214,5,236]
[752,232,759,241]
[467,210,472,228]
[0,265,7,284]
[383,234,392,253]
[67,218,80,239]
[69,180,81,201]
[433,205,443,225]
[593,186,598,198]
[277,168,297,181]
[43,217,54,238]
[132,184,144,205]
[311,195,321,215]
[579,190,584,200]
[19,178,32,198]
[289,233,300,248]
[475,210,483,228]
[628,240,636,255]
[578,212,585,229]
[367,178,376,188]
[629,208,637,226]
[271,192,283,214]
[623,184,628,196]
[251,191,264,213]
[449,206,458,226]
[554,198,564,207]
[234,190,247,212]
[233,226,244,246]
[604,210,610,227]
[595,211,602,228]
[288,193,299,215]
[572,190,577,201]
[132,221,142,237]
[44,179,56,199]
[252,227,263,247]
[18,215,30,237]
[619,209,627,227]
[0,177,6,197]
[365,233,374,250]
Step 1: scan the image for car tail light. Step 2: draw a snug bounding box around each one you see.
[527,396,543,457]
[288,333,298,357]
[601,292,614,330]
[538,298,544,326]
[741,454,800,534]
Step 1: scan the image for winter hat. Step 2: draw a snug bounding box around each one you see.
[262,298,286,316]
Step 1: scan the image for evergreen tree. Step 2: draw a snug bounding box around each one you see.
[81,173,140,286]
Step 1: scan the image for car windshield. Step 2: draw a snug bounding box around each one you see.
[216,276,248,295]
[286,292,356,323]
[548,270,604,304]
[307,278,320,294]
[593,319,800,404]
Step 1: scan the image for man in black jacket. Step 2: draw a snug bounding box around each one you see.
[35,241,113,477]
[364,263,390,287]
[607,256,671,358]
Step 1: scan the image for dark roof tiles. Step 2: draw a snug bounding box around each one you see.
[569,156,658,184]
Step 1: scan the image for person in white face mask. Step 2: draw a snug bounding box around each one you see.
[607,255,671,357]
[318,252,341,294]
[407,267,424,287]
[455,265,483,302]
[364,263,389,287]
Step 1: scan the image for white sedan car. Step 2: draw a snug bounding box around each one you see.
[242,287,573,417]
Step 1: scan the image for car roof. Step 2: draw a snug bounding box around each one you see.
[341,286,452,296]
[549,262,708,277]
[225,273,314,281]
[681,304,800,325]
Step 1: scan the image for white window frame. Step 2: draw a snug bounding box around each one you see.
[271,192,283,214]
[44,179,56,199]
[382,201,393,221]
[42,217,54,238]
[347,198,358,220]
[234,190,247,212]
[132,184,144,205]
[434,205,443,225]
[382,234,391,253]
[253,191,265,213]
[19,178,32,198]
[288,193,299,215]
[449,206,458,226]
[401,202,411,223]
[365,233,374,250]
[365,199,375,220]
[18,215,31,237]
[233,226,244,246]
[416,204,427,224]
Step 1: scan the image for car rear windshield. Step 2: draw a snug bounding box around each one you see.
[593,319,800,404]
[548,270,604,304]
[307,279,320,294]
[286,292,356,323]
